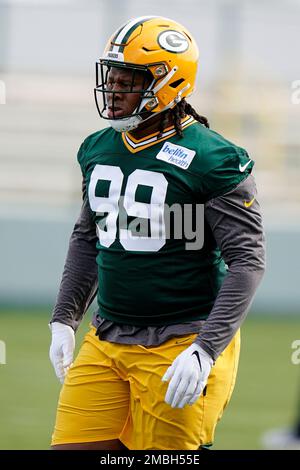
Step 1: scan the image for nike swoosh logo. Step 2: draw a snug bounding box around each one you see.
[244,197,255,208]
[239,160,252,172]
[192,351,202,371]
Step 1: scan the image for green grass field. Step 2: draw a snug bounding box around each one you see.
[0,310,298,450]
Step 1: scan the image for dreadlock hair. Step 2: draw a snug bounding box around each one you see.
[157,98,209,139]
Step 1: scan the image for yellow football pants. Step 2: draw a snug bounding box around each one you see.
[51,326,240,450]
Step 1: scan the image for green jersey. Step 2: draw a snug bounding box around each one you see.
[78,117,254,326]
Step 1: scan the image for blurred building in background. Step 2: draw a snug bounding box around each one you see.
[0,0,299,311]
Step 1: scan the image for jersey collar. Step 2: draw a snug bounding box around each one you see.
[122,116,195,154]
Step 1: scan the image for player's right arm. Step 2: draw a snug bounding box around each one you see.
[49,179,98,383]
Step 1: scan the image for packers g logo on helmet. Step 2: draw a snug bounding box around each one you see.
[157,30,189,53]
[94,16,199,132]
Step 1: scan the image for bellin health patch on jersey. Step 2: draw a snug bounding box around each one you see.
[156,142,196,169]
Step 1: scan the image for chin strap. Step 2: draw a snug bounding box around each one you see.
[109,115,143,132]
[109,109,164,133]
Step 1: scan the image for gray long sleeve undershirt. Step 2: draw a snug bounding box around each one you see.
[51,186,98,332]
[194,174,266,359]
[51,174,265,361]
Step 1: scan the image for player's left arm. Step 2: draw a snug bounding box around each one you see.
[163,174,266,408]
[194,173,266,359]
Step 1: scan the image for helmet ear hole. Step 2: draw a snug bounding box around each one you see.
[170,78,185,88]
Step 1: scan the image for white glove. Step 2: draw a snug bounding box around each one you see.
[162,342,213,408]
[49,322,75,384]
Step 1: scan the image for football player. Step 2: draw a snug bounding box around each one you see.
[49,16,265,450]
